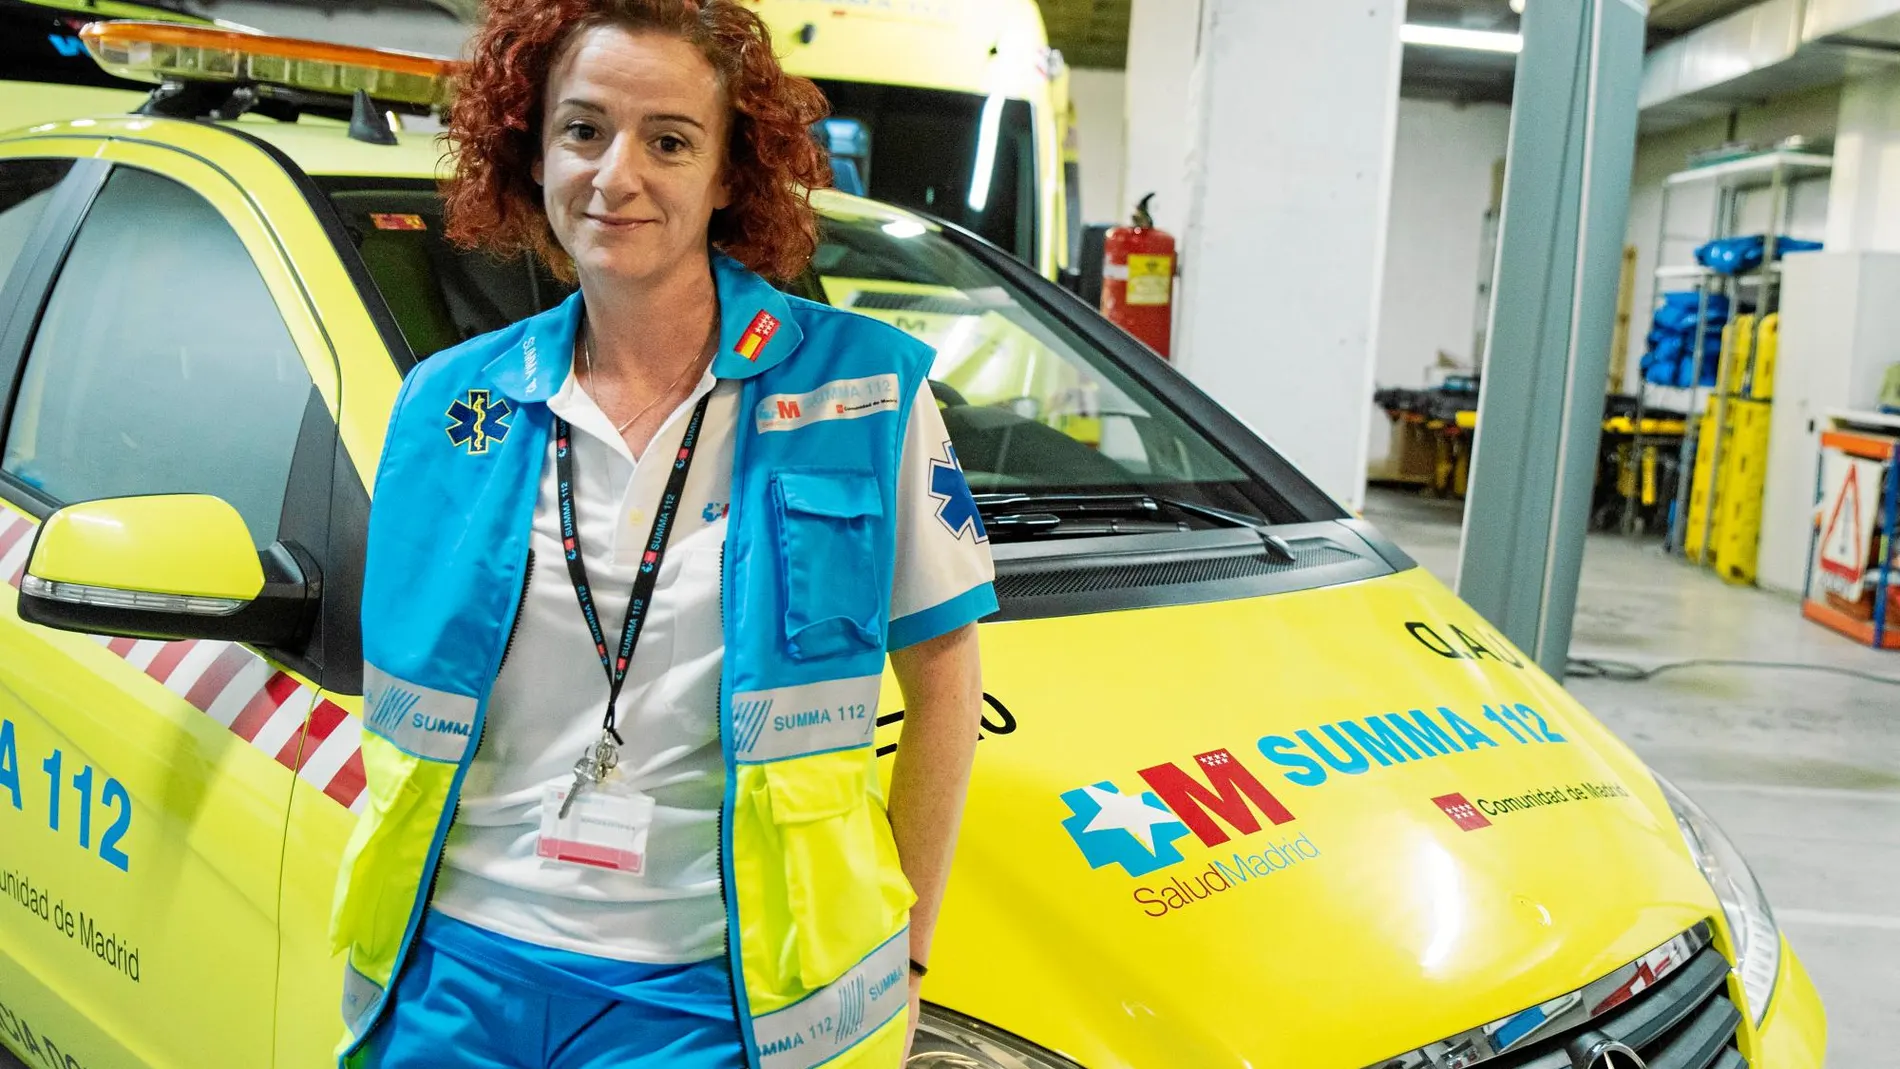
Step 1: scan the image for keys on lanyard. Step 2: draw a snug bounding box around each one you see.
[560,730,621,818]
[552,390,713,816]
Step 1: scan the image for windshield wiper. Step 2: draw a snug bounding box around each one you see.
[972,492,1283,546]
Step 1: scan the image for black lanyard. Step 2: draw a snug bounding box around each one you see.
[553,390,713,743]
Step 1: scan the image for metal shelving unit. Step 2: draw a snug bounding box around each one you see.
[1622,148,1833,555]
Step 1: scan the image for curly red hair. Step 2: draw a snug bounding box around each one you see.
[443,0,831,281]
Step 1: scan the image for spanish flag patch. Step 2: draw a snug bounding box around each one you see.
[734,310,780,360]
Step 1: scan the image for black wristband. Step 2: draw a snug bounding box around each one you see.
[908,958,928,978]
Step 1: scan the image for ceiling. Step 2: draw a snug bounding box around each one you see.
[1403,0,1521,105]
[1036,0,1523,103]
[1036,0,1130,69]
[191,0,1778,106]
[1037,0,1771,105]
[1646,0,1762,37]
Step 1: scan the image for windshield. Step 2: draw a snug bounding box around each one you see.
[810,80,1037,265]
[322,181,1297,541]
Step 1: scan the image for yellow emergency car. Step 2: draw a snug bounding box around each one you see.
[0,21,1825,1069]
[746,0,1074,278]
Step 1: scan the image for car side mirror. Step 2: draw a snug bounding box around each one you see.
[18,494,319,647]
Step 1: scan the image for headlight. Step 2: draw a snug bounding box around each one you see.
[1655,774,1780,1024]
[908,1003,1083,1069]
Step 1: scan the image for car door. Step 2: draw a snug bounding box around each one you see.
[271,172,560,1069]
[0,135,343,1069]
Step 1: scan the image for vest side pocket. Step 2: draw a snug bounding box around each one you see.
[741,751,914,997]
[327,737,447,983]
[771,469,885,661]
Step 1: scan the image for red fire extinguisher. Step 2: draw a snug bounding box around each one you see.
[1101,192,1176,358]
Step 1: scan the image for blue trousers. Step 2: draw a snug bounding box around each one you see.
[361,912,746,1069]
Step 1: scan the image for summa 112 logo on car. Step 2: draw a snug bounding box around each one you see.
[1058,702,1572,916]
[1258,702,1566,787]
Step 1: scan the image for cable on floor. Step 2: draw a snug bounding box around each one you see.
[1566,657,1900,688]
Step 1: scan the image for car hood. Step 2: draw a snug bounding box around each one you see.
[877,563,1720,1069]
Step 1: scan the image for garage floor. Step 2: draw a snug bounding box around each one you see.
[1365,487,1900,1069]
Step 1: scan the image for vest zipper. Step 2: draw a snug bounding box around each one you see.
[426,547,532,912]
[496,548,536,674]
[715,541,751,1066]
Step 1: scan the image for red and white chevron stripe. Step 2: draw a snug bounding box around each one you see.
[0,508,365,812]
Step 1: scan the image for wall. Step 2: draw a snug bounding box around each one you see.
[1067,68,1127,226]
[1826,68,1900,252]
[1619,83,1840,388]
[1368,98,1513,471]
[1121,0,1201,238]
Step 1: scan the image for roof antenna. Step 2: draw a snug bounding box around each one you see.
[348,89,397,146]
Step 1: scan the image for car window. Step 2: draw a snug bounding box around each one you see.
[1,166,313,546]
[321,181,573,360]
[0,158,74,285]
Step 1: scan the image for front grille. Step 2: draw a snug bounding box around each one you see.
[1497,945,1744,1068]
[993,541,1358,599]
[1374,925,1746,1069]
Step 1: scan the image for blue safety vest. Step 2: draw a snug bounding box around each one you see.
[329,253,992,1068]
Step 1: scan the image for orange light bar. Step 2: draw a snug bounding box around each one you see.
[78,21,457,108]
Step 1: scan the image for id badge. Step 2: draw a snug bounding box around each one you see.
[537,778,656,873]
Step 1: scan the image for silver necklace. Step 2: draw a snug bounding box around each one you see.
[582,325,712,435]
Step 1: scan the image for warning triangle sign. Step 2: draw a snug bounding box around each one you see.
[1820,463,1866,582]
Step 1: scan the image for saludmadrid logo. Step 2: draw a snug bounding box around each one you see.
[1134,834,1322,918]
[1059,748,1322,917]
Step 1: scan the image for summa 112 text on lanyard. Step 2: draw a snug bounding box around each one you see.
[536,391,713,874]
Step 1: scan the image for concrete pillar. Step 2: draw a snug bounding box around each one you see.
[1826,68,1900,253]
[1170,0,1405,509]
[1119,0,1201,237]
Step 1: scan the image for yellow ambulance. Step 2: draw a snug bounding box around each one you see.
[746,0,1074,278]
[0,20,1825,1069]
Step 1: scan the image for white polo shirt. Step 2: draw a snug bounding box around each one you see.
[430,364,994,963]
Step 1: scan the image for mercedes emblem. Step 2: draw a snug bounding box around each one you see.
[1571,1037,1647,1069]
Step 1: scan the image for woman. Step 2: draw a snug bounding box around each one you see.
[326,2,995,1067]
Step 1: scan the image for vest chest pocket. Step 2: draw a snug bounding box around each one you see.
[771,470,885,661]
